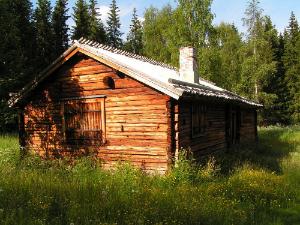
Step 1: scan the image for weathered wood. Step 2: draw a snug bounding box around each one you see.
[177,101,227,154]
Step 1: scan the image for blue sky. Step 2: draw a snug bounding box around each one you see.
[31,0,300,37]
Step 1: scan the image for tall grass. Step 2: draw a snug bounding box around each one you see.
[0,127,299,225]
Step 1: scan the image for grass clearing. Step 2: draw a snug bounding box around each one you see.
[0,126,299,225]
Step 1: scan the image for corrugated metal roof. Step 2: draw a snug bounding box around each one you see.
[75,38,262,107]
[9,38,262,107]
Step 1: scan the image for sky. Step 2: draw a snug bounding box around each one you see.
[31,0,300,38]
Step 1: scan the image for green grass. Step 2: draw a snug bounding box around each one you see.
[0,127,299,225]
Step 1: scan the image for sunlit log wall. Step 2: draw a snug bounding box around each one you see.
[22,53,171,173]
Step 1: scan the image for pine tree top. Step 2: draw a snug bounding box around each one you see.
[106,0,123,48]
[72,0,90,40]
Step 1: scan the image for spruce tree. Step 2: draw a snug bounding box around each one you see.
[294,37,300,122]
[125,8,143,54]
[52,0,69,57]
[269,34,290,124]
[106,0,123,48]
[35,0,54,69]
[0,0,35,86]
[72,0,90,40]
[259,16,281,123]
[283,12,300,123]
[88,0,106,43]
[0,0,35,131]
[286,12,299,45]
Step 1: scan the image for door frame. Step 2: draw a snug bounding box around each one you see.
[226,105,241,148]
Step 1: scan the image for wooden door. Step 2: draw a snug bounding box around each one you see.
[226,105,240,147]
[231,111,237,144]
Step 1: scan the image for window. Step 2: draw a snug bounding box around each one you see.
[62,97,106,146]
[192,103,207,138]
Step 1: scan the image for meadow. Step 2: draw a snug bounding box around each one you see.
[0,126,299,225]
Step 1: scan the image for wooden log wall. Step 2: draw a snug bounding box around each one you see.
[176,101,227,159]
[239,109,257,142]
[175,101,258,159]
[23,53,170,173]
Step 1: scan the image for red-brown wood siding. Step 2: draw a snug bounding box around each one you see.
[23,53,170,173]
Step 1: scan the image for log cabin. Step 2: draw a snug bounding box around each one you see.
[10,38,262,173]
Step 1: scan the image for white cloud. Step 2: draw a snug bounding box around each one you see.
[138,16,145,23]
[97,5,110,24]
[97,3,135,25]
[120,3,136,18]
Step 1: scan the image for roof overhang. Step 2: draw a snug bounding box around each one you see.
[9,38,262,109]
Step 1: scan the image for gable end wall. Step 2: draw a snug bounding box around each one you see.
[22,54,171,173]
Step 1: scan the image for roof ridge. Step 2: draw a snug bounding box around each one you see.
[77,37,178,71]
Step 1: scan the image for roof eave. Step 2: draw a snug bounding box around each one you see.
[9,42,183,107]
[168,78,262,108]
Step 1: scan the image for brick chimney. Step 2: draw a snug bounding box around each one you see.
[179,47,199,84]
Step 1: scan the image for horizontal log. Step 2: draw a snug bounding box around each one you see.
[105,105,166,112]
[107,126,167,132]
[98,155,168,163]
[106,110,167,115]
[106,131,167,136]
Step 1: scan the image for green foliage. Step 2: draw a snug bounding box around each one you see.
[0,0,299,130]
[242,0,263,39]
[283,12,300,123]
[35,0,55,69]
[0,127,299,224]
[52,0,69,57]
[177,0,214,48]
[0,0,35,91]
[142,5,176,65]
[72,0,107,44]
[142,0,214,67]
[241,1,277,109]
[125,8,143,54]
[199,23,243,92]
[106,0,123,48]
[0,0,35,131]
[88,0,106,43]
[72,0,90,40]
[141,1,299,125]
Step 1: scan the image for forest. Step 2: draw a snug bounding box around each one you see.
[0,0,299,132]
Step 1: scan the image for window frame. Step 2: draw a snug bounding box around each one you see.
[60,95,106,146]
[191,103,207,138]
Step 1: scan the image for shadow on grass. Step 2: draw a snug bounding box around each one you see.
[203,127,300,175]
